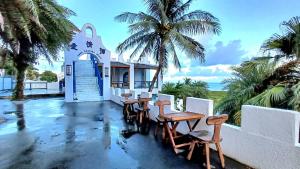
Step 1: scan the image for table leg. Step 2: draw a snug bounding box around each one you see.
[171,122,179,137]
[186,121,192,132]
[164,121,176,149]
[191,119,201,130]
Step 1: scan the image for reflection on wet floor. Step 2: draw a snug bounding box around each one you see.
[0,98,249,169]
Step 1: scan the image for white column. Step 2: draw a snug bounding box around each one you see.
[129,63,134,90]
[64,58,74,102]
[158,71,162,91]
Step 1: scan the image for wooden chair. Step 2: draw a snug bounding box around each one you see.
[188,114,228,169]
[121,93,133,121]
[135,98,152,132]
[121,93,132,100]
[154,100,171,139]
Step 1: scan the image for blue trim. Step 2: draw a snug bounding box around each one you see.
[90,54,103,96]
[73,61,76,95]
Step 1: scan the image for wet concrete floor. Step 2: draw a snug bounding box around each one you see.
[0,98,249,169]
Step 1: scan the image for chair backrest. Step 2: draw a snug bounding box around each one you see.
[121,93,132,100]
[155,100,171,117]
[138,98,152,110]
[206,114,228,142]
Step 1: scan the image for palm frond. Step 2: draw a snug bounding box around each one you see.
[290,82,300,111]
[174,19,221,35]
[246,85,287,107]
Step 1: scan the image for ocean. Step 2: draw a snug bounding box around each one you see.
[207,82,225,91]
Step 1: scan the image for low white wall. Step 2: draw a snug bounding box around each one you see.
[221,105,300,169]
[46,82,59,90]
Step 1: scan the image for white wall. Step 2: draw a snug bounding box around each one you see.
[221,105,300,169]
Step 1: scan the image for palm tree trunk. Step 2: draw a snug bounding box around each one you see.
[148,65,162,92]
[148,43,164,92]
[13,64,27,100]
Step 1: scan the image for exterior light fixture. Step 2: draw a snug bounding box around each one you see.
[66,65,72,76]
[105,67,109,77]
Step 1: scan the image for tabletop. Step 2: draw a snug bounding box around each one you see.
[161,111,204,122]
[122,99,139,104]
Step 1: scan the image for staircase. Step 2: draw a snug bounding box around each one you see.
[74,60,102,102]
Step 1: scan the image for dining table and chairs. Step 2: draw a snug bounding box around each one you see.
[121,93,138,123]
[120,93,228,169]
[121,93,152,132]
[155,99,228,169]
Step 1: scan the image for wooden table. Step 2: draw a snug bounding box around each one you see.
[122,99,139,122]
[161,111,205,154]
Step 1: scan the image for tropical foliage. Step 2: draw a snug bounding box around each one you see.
[26,65,39,80]
[161,78,208,110]
[0,0,77,100]
[115,0,221,92]
[0,58,16,76]
[216,16,300,125]
[40,70,57,82]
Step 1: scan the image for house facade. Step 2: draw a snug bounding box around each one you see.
[64,23,162,102]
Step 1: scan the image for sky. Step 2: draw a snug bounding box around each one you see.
[37,0,300,83]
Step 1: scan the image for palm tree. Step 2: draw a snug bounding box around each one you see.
[115,0,221,92]
[262,16,300,60]
[0,0,77,100]
[215,59,276,124]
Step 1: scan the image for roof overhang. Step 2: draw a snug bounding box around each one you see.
[110,61,130,68]
[134,63,158,69]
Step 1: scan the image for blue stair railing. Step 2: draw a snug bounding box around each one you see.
[90,54,103,96]
[73,61,77,99]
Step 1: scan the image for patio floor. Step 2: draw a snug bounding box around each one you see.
[0,98,249,169]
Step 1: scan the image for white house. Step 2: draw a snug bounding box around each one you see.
[64,23,162,102]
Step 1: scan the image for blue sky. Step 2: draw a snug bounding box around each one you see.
[38,0,300,83]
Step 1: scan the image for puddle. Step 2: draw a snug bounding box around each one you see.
[48,114,64,118]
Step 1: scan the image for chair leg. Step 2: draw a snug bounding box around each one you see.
[154,121,159,137]
[187,141,195,160]
[205,143,211,169]
[162,122,165,140]
[216,142,225,168]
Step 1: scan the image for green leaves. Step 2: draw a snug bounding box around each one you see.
[290,82,300,111]
[246,84,287,107]
[262,16,300,59]
[161,78,208,110]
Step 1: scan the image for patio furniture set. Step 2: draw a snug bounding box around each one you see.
[121,93,228,169]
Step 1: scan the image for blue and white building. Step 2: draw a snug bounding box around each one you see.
[64,23,162,102]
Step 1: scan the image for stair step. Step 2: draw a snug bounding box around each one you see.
[73,61,103,102]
